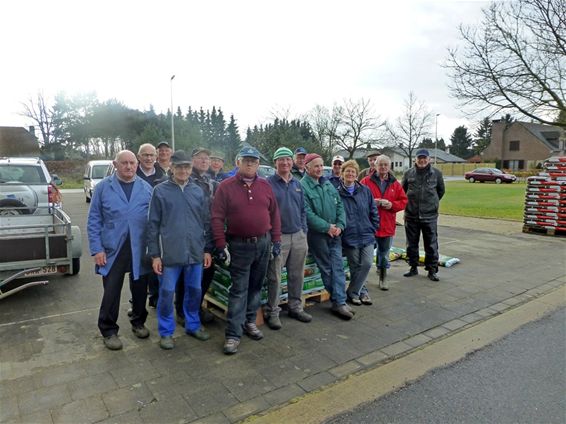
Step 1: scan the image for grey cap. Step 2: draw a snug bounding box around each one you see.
[171,150,192,165]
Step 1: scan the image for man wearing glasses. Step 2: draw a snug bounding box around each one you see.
[136,143,165,186]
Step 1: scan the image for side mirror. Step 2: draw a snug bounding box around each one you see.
[51,174,63,186]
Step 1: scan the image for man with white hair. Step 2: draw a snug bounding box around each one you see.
[137,143,165,186]
[87,150,153,350]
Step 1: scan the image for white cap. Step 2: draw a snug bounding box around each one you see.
[332,155,345,163]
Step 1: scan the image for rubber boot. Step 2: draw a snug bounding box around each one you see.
[379,268,389,291]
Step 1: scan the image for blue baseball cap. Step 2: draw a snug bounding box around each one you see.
[294,147,307,155]
[415,149,430,158]
[238,146,260,159]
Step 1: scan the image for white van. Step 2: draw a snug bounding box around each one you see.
[83,160,112,202]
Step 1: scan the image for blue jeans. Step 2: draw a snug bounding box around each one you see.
[307,232,347,305]
[375,236,393,269]
[226,235,271,339]
[157,264,202,337]
[343,244,374,298]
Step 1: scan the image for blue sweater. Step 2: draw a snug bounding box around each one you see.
[267,174,307,234]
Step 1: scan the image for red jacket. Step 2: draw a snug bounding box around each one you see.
[361,172,407,237]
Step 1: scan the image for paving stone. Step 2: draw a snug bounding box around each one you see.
[296,372,337,393]
[501,297,524,306]
[189,412,231,424]
[0,395,19,422]
[182,382,239,418]
[356,350,389,367]
[0,375,37,399]
[51,396,108,423]
[257,359,310,388]
[221,369,275,402]
[138,395,196,424]
[262,383,305,406]
[222,396,271,423]
[441,319,468,331]
[423,326,452,339]
[380,341,413,357]
[109,363,161,388]
[19,409,54,424]
[18,384,71,416]
[459,312,485,324]
[97,409,141,424]
[81,355,133,376]
[289,351,337,376]
[329,360,362,378]
[102,383,155,416]
[68,372,118,401]
[475,308,497,318]
[490,302,510,312]
[34,363,88,388]
[403,333,433,348]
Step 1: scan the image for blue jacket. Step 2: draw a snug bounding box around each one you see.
[87,174,153,280]
[336,180,380,248]
[147,178,213,267]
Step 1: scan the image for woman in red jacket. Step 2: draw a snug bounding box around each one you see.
[360,155,407,290]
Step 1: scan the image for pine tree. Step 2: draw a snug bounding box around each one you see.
[450,126,473,158]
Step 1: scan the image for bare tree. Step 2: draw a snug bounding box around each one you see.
[445,0,566,127]
[20,93,55,145]
[385,92,433,163]
[307,98,382,160]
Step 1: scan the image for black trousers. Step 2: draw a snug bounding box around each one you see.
[404,219,439,272]
[98,240,148,337]
[175,259,215,316]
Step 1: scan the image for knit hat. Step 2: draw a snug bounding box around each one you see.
[273,147,294,161]
[304,153,322,165]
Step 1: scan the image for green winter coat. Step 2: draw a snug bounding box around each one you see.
[300,175,346,234]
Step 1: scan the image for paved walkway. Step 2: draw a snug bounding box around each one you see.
[0,217,564,423]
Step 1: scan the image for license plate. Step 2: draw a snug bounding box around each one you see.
[24,265,58,277]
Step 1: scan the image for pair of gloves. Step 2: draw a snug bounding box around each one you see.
[213,241,281,263]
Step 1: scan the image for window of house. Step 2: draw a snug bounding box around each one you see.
[505,160,525,170]
[509,140,520,151]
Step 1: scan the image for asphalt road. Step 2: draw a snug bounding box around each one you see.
[328,307,566,424]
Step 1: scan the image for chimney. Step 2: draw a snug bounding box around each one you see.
[28,126,35,137]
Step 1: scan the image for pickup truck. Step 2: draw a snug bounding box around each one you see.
[0,157,82,299]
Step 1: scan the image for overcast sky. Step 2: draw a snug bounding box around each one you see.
[1,0,489,143]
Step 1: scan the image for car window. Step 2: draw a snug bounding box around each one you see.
[492,169,503,174]
[0,165,47,184]
[92,165,109,179]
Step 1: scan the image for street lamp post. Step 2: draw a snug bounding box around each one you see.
[434,113,440,164]
[170,75,175,151]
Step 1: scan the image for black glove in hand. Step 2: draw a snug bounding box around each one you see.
[271,241,281,258]
[214,247,227,263]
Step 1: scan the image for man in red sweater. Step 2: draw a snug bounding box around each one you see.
[211,146,281,355]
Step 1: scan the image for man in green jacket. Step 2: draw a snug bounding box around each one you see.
[300,153,353,320]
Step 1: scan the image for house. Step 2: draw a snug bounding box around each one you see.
[0,126,40,157]
[482,120,565,170]
[380,146,465,171]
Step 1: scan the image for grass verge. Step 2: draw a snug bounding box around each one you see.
[441,181,525,221]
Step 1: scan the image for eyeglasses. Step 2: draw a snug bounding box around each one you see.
[333,162,342,166]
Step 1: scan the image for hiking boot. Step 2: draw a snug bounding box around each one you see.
[404,266,418,277]
[266,315,282,330]
[379,268,389,291]
[131,325,150,339]
[187,327,210,341]
[347,295,362,306]
[427,271,440,282]
[331,304,354,320]
[160,336,174,350]
[288,309,312,323]
[200,308,215,324]
[223,338,240,355]
[243,322,264,340]
[103,334,123,350]
[148,297,157,308]
[360,293,373,305]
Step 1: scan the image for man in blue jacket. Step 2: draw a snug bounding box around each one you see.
[147,150,213,350]
[87,150,153,351]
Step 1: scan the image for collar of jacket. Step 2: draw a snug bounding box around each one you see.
[370,171,396,184]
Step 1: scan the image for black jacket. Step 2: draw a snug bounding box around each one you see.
[402,164,445,221]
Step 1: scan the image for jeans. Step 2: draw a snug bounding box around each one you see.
[226,234,271,339]
[265,231,308,315]
[98,239,148,337]
[375,236,393,269]
[343,244,374,298]
[307,232,347,306]
[157,264,203,337]
[405,219,439,272]
[175,260,215,317]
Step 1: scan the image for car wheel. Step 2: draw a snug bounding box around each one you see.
[468,177,475,183]
[495,178,502,184]
[71,258,80,275]
[0,199,30,215]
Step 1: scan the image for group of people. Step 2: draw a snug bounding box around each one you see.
[87,142,444,355]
